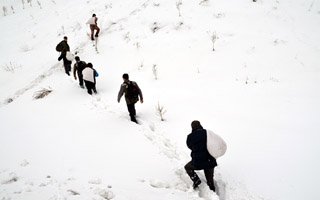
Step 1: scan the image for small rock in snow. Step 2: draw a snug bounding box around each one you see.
[88,178,102,185]
[98,189,115,199]
[20,160,29,167]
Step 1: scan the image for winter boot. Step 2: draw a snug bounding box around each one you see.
[193,178,201,189]
[190,173,201,189]
[208,184,215,192]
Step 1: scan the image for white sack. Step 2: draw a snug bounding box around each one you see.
[86,17,95,25]
[206,130,227,159]
[66,51,74,61]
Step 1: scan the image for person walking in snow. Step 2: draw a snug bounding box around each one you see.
[56,36,72,76]
[73,56,87,88]
[185,120,217,192]
[117,73,143,123]
[86,14,100,41]
[82,63,98,95]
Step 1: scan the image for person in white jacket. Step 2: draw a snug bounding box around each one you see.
[82,63,98,95]
[87,14,100,41]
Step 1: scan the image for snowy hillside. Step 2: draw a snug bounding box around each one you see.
[1,0,320,199]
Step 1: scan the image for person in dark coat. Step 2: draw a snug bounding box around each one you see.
[73,56,86,88]
[117,73,143,123]
[185,120,217,191]
[57,36,72,75]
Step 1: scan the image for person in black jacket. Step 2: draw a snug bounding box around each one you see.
[117,73,143,123]
[57,36,72,75]
[185,120,217,191]
[73,56,86,88]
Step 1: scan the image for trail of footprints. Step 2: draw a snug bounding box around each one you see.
[0,161,115,200]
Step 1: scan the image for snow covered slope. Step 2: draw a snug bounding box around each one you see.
[1,0,320,199]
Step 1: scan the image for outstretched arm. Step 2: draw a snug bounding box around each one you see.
[73,64,77,79]
[117,84,125,102]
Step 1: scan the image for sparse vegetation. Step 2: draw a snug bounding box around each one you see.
[2,6,7,16]
[138,61,143,70]
[199,0,209,6]
[123,32,130,42]
[156,102,167,121]
[207,31,218,51]
[176,0,182,17]
[151,22,160,33]
[33,88,52,100]
[152,64,158,80]
[37,0,42,9]
[1,62,22,73]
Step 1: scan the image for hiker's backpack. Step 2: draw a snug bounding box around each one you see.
[126,81,139,99]
[56,42,63,52]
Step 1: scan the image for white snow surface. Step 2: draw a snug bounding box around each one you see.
[1,0,320,199]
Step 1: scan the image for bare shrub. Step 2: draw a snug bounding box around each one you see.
[33,88,52,99]
[27,0,33,7]
[5,98,14,104]
[156,102,166,121]
[151,22,160,33]
[123,32,130,42]
[67,190,80,196]
[3,6,7,16]
[207,31,218,51]
[2,62,22,73]
[199,0,209,6]
[152,64,158,80]
[176,0,182,17]
[37,0,42,9]
[134,42,141,49]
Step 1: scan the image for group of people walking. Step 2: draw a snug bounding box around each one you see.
[56,35,143,124]
[55,14,217,194]
[56,36,98,95]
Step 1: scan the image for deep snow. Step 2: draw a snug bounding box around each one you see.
[1,0,320,199]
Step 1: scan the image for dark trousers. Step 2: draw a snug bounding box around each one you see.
[77,73,84,87]
[184,161,215,191]
[127,103,137,123]
[64,63,71,76]
[90,24,100,40]
[84,80,97,95]
[58,54,71,75]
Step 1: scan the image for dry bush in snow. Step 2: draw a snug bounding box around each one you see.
[207,31,218,51]
[156,102,167,121]
[33,88,52,99]
[152,64,158,80]
[176,0,182,17]
[1,62,22,73]
[2,6,7,16]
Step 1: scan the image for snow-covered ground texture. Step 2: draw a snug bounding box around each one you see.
[1,0,320,199]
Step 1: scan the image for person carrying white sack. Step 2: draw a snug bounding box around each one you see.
[82,63,98,95]
[86,14,100,41]
[185,120,217,192]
